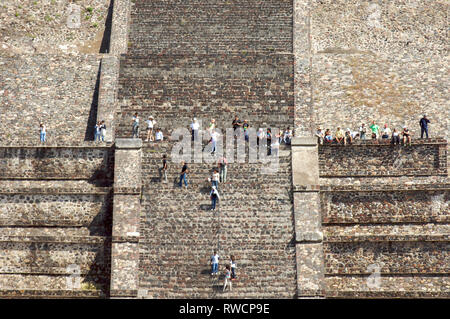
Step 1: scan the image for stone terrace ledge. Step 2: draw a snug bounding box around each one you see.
[291,137,325,298]
[319,138,448,177]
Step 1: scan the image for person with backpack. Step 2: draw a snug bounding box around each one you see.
[210,250,220,276]
[210,186,220,211]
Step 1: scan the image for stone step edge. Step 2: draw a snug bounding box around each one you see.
[0,235,111,244]
[0,187,112,195]
[323,234,449,242]
[325,291,449,298]
[0,289,105,298]
[320,184,450,192]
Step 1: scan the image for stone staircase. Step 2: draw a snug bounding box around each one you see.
[136,142,296,298]
[115,0,297,298]
[127,0,293,55]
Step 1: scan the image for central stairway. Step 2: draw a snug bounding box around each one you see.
[116,0,296,298]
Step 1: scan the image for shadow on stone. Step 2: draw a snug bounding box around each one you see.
[82,237,111,298]
[100,0,114,53]
[88,190,113,237]
[84,61,102,141]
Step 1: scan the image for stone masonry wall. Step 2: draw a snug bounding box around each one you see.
[0,54,102,145]
[318,139,447,177]
[304,0,449,139]
[321,189,449,224]
[0,147,114,180]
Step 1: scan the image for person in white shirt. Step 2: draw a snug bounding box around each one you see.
[359,123,367,140]
[230,255,237,279]
[315,128,324,145]
[145,116,156,142]
[381,124,391,140]
[257,128,264,146]
[94,121,101,142]
[391,128,400,145]
[210,250,220,275]
[283,127,293,145]
[211,169,220,189]
[210,130,219,155]
[155,128,163,142]
[190,118,199,141]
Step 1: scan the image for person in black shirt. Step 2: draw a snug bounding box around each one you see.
[160,154,168,183]
[232,116,242,131]
[267,128,272,155]
[419,115,430,138]
[179,161,188,188]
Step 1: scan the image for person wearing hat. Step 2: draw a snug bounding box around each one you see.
[419,115,430,139]
[210,185,220,211]
[145,115,156,142]
[190,117,199,141]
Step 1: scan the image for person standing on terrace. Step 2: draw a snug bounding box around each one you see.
[419,115,431,139]
[39,123,46,143]
[94,121,101,142]
[100,120,107,142]
[315,128,324,145]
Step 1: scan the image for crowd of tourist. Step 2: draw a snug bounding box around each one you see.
[315,115,431,147]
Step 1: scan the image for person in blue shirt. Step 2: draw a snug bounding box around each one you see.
[419,115,430,139]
